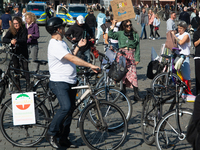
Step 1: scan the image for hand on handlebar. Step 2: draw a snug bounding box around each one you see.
[72,37,76,41]
[11,39,17,45]
[90,65,101,73]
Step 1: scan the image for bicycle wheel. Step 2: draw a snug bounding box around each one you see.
[89,87,132,128]
[0,97,50,147]
[0,48,8,64]
[141,92,159,145]
[79,100,127,150]
[151,72,183,99]
[90,51,96,65]
[155,108,193,150]
[95,74,123,91]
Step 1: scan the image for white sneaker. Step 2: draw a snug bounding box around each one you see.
[153,38,155,40]
[149,37,152,40]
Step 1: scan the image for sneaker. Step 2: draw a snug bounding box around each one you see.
[157,37,161,39]
[149,36,152,40]
[153,38,155,40]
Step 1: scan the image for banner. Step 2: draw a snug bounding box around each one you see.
[12,92,36,126]
[110,0,135,22]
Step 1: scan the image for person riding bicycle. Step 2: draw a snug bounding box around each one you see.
[2,16,30,91]
[65,15,95,62]
[45,17,100,149]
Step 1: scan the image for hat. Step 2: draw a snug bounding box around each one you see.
[14,5,19,8]
[77,15,85,24]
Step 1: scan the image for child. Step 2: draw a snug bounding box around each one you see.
[153,14,161,40]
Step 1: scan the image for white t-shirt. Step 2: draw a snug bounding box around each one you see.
[176,32,191,56]
[48,39,77,84]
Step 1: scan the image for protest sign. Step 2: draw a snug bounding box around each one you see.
[12,92,36,125]
[110,0,135,22]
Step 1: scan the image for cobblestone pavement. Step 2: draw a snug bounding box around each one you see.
[0,12,194,150]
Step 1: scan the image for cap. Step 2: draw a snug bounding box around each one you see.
[77,15,85,24]
[14,5,19,8]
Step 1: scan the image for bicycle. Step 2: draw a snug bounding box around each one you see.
[141,79,192,147]
[0,69,128,150]
[154,82,193,150]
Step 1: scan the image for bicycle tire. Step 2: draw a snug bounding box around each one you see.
[95,74,123,91]
[0,97,50,147]
[155,108,193,150]
[141,93,159,145]
[151,72,183,98]
[79,100,127,150]
[0,50,8,64]
[90,51,96,65]
[89,87,132,128]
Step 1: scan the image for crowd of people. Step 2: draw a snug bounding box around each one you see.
[0,1,200,148]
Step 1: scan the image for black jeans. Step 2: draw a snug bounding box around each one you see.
[195,59,200,95]
[12,55,30,83]
[149,25,154,38]
[154,30,160,38]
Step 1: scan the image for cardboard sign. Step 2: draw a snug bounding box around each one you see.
[12,92,36,126]
[110,0,135,22]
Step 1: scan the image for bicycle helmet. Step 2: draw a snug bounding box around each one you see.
[46,17,66,35]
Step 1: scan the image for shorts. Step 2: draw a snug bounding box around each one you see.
[181,56,190,80]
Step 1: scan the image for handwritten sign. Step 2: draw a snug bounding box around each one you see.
[110,0,135,22]
[12,92,36,126]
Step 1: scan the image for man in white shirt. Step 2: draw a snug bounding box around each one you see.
[45,17,100,149]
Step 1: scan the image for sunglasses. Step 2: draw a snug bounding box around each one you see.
[126,24,132,28]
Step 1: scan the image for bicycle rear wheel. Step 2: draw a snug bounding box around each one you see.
[79,100,127,150]
[141,91,159,145]
[90,51,96,65]
[155,108,192,150]
[0,97,50,147]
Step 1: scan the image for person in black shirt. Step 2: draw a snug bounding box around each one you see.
[3,17,30,90]
[193,24,200,95]
[65,15,95,62]
[85,10,96,36]
[191,11,200,32]
[179,6,190,25]
[14,5,22,18]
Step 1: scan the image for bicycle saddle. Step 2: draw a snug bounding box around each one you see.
[33,60,48,65]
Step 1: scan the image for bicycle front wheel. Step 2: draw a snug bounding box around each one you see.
[155,108,193,150]
[0,98,50,147]
[141,91,159,145]
[93,87,132,124]
[0,49,8,64]
[79,100,127,150]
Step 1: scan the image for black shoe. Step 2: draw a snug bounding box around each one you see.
[45,133,60,149]
[140,37,142,40]
[143,37,147,39]
[59,138,78,148]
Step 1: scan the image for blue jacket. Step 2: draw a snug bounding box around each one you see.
[96,13,106,27]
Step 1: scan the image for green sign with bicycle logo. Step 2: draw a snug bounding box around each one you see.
[12,92,36,126]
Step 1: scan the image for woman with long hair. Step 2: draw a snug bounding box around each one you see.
[193,22,200,95]
[153,13,161,39]
[25,12,40,72]
[148,9,155,40]
[3,16,30,90]
[108,19,144,101]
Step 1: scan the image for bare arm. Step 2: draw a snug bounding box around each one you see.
[63,53,100,73]
[104,33,109,44]
[178,34,189,45]
[194,39,200,47]
[9,20,12,28]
